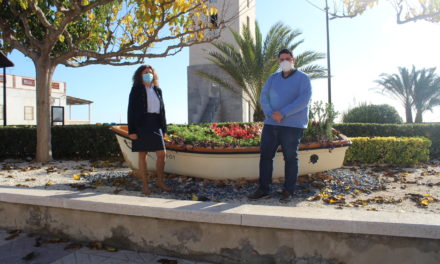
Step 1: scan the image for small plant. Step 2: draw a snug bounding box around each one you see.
[304,101,338,143]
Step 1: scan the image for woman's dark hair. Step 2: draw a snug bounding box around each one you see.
[132,64,159,87]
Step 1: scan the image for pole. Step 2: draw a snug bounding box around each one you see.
[3,67,6,126]
[325,0,332,104]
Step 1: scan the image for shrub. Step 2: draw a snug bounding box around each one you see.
[342,104,403,124]
[0,125,120,160]
[344,137,431,165]
[334,123,440,157]
[0,126,36,159]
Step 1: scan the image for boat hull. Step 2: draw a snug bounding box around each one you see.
[115,132,349,180]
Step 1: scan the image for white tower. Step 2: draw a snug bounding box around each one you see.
[187,0,256,123]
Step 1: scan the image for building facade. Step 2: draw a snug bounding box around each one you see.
[188,0,256,123]
[0,74,92,125]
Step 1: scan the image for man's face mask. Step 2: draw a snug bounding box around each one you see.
[280,60,293,72]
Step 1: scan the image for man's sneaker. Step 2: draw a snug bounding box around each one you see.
[247,189,271,200]
[279,191,293,203]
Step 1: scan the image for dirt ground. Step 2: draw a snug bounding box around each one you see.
[1,159,439,214]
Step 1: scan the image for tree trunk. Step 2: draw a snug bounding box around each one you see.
[415,111,423,123]
[34,58,56,162]
[253,107,265,122]
[405,103,413,123]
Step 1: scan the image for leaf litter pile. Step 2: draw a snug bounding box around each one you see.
[1,159,439,213]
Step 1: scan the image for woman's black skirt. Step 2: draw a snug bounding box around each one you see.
[131,113,165,152]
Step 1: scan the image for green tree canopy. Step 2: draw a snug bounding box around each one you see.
[0,0,232,162]
[198,21,326,121]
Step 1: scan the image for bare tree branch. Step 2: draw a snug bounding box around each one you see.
[397,10,440,24]
[8,5,41,48]
[28,0,57,31]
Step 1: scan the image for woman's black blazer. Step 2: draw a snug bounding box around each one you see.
[127,84,167,135]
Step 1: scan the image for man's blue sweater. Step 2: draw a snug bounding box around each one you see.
[260,70,312,128]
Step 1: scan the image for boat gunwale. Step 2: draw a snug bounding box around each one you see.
[111,125,352,154]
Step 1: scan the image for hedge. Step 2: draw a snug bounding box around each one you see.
[0,123,437,163]
[335,123,440,157]
[0,125,120,160]
[344,137,431,165]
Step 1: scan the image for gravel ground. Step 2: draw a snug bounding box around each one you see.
[1,159,439,214]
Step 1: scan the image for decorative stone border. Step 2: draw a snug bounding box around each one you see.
[0,187,439,240]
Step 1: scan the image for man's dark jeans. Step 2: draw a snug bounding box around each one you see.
[259,124,304,194]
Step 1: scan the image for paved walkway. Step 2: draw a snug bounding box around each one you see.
[0,229,212,264]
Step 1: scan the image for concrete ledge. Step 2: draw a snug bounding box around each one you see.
[1,187,440,264]
[1,187,439,239]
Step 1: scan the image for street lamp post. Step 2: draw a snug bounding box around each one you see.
[0,51,14,126]
[325,0,332,104]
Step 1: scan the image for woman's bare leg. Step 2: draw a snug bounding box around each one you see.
[138,152,150,195]
[155,150,171,192]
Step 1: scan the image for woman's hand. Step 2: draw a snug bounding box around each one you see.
[129,134,138,140]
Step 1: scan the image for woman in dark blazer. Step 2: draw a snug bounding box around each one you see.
[128,65,170,195]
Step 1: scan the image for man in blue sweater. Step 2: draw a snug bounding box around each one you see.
[248,49,312,203]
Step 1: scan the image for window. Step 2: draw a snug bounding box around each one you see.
[24,106,34,120]
[22,78,35,86]
[0,74,3,82]
[0,105,3,120]
[51,82,60,89]
[209,0,217,3]
[247,0,250,8]
[247,16,250,28]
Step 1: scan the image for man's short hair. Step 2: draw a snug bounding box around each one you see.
[278,49,293,58]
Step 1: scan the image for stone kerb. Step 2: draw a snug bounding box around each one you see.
[0,187,439,240]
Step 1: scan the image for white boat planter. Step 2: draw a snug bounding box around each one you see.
[112,126,351,180]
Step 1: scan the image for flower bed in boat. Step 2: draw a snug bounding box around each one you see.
[166,122,350,153]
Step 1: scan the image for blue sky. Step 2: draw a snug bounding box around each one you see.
[5,0,440,123]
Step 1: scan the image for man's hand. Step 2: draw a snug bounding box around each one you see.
[129,134,138,140]
[272,111,283,123]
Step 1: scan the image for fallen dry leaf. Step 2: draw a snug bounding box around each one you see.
[105,247,118,252]
[64,243,83,250]
[5,230,21,240]
[158,259,178,264]
[306,195,321,201]
[88,241,103,250]
[22,252,37,261]
[113,189,123,194]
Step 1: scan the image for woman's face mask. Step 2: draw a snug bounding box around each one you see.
[143,73,154,83]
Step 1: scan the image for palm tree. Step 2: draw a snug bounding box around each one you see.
[197,21,326,121]
[375,66,440,123]
[413,67,440,123]
[375,66,415,123]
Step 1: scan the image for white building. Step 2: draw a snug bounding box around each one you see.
[0,74,92,125]
[188,0,256,123]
